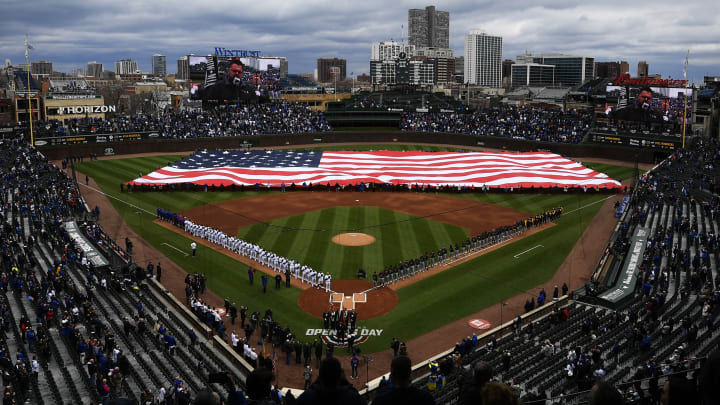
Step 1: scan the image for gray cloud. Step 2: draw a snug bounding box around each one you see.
[0,0,716,82]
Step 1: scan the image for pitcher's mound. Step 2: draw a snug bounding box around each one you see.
[332,233,375,246]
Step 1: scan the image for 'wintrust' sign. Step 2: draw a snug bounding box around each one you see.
[214,48,261,58]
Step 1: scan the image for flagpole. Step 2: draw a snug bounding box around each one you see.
[25,34,34,147]
[682,50,689,149]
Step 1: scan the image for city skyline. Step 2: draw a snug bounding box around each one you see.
[1,0,717,83]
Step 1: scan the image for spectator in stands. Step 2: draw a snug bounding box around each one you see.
[699,349,720,405]
[244,368,276,405]
[662,375,700,404]
[373,356,434,405]
[460,360,492,405]
[296,357,364,405]
[588,381,624,405]
[193,390,223,405]
[480,382,520,405]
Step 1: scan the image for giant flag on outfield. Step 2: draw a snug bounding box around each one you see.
[126,149,622,189]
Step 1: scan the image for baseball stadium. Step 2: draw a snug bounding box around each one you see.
[4,69,719,404]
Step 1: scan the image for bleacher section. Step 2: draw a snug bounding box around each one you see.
[0,139,248,403]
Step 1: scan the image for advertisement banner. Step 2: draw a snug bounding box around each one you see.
[64,221,110,267]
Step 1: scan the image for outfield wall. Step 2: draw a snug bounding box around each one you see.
[37,131,666,163]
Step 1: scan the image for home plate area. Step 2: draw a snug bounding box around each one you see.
[330,292,367,310]
[297,280,398,346]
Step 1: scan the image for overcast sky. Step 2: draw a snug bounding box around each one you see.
[1,0,718,82]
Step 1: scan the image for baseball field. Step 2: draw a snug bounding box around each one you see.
[74,144,635,354]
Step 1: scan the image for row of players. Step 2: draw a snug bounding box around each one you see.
[182,219,332,290]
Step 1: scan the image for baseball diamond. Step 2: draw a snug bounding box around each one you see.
[71,143,644,394]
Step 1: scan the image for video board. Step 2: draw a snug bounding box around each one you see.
[605,85,692,124]
[188,55,281,103]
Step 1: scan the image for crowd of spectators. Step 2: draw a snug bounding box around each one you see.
[33,102,332,139]
[400,105,594,143]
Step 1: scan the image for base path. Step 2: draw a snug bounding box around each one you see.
[298,280,398,320]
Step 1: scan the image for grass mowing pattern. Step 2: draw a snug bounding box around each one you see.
[582,162,639,182]
[236,206,469,279]
[76,154,614,353]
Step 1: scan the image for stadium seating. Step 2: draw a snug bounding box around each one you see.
[0,139,247,403]
[1,133,718,403]
[400,105,593,144]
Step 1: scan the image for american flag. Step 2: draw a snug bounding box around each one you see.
[127,150,622,189]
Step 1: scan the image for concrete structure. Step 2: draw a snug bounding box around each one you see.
[114,59,138,75]
[317,58,346,83]
[464,30,502,87]
[637,61,649,78]
[408,6,449,48]
[31,61,52,78]
[152,54,167,77]
[87,62,103,78]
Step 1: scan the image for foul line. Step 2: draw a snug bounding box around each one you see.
[564,194,616,215]
[79,183,156,216]
[162,242,189,257]
[513,244,544,259]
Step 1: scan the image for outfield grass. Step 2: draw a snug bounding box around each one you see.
[236,206,469,279]
[582,161,639,182]
[76,153,615,352]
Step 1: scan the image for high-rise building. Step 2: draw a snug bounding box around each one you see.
[637,61,648,78]
[317,58,347,83]
[69,68,86,78]
[152,54,167,77]
[464,30,502,87]
[87,61,103,78]
[408,6,449,49]
[620,61,629,75]
[371,41,415,62]
[176,56,189,81]
[454,56,464,83]
[30,61,52,77]
[595,61,622,79]
[502,59,514,82]
[114,59,138,75]
[414,47,454,84]
[511,63,556,86]
[518,53,594,86]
